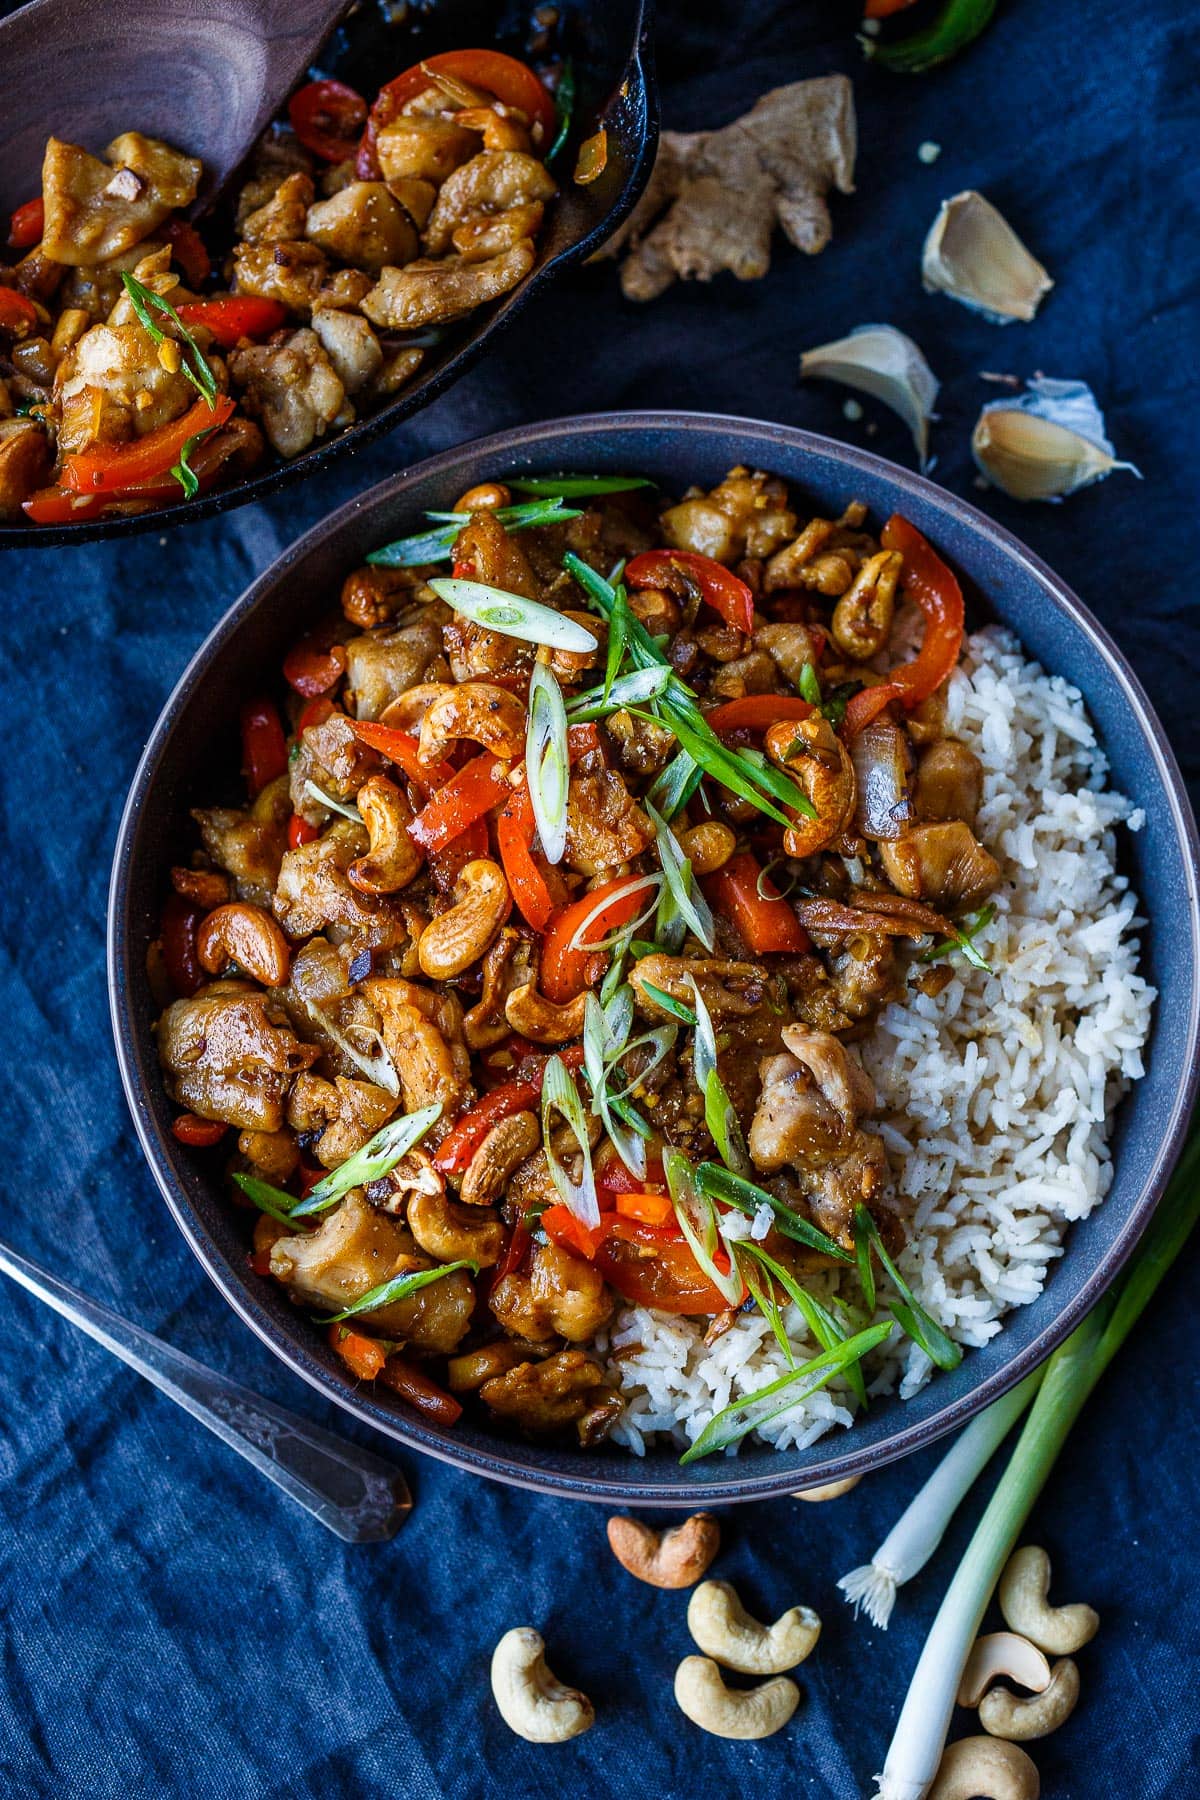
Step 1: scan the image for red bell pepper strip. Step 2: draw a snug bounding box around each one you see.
[433,1044,586,1175]
[177,295,287,347]
[357,49,556,177]
[289,78,368,161]
[614,1191,674,1226]
[595,1147,666,1204]
[170,1112,228,1147]
[161,892,203,997]
[0,288,38,335]
[704,850,810,955]
[496,781,558,933]
[348,719,454,790]
[288,813,320,850]
[705,694,813,735]
[283,634,346,699]
[842,515,965,739]
[625,549,755,636]
[61,394,234,494]
[240,697,288,795]
[492,1217,533,1288]
[541,1203,608,1260]
[297,694,337,733]
[407,753,511,854]
[594,1221,739,1316]
[379,1355,464,1425]
[163,220,211,288]
[23,488,118,525]
[328,1323,389,1381]
[7,196,43,249]
[864,0,919,13]
[540,876,656,1005]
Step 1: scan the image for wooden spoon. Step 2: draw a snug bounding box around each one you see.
[0,0,351,214]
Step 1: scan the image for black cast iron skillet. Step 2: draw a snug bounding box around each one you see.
[109,413,1200,1505]
[0,0,657,548]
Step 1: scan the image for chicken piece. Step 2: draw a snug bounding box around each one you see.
[662,467,797,564]
[289,711,382,825]
[310,308,383,397]
[823,933,901,1024]
[157,979,319,1131]
[54,321,198,454]
[235,124,315,230]
[708,651,779,700]
[232,241,328,317]
[479,1349,622,1444]
[238,1127,301,1185]
[563,763,655,876]
[341,562,439,631]
[343,619,446,721]
[603,708,675,776]
[423,151,556,255]
[286,1072,398,1166]
[375,116,478,186]
[913,739,984,827]
[490,1240,614,1345]
[229,328,349,458]
[361,240,535,330]
[748,1024,888,1248]
[269,1190,475,1349]
[753,620,825,689]
[361,976,471,1118]
[0,420,50,520]
[193,778,291,908]
[274,820,398,944]
[452,201,546,261]
[763,518,858,596]
[40,133,201,265]
[305,181,419,273]
[631,954,772,1021]
[880,821,1000,911]
[240,172,315,244]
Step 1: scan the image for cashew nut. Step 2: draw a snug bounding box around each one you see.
[793,1474,862,1501]
[673,1657,798,1740]
[927,1736,1040,1800]
[676,820,736,875]
[418,680,526,766]
[378,680,453,734]
[348,775,424,894]
[406,1185,504,1267]
[504,981,589,1045]
[490,1627,594,1743]
[196,902,290,987]
[763,714,856,858]
[460,1109,541,1206]
[980,1658,1080,1742]
[453,480,511,512]
[831,548,901,661]
[957,1634,1051,1709]
[687,1580,820,1674]
[418,859,512,980]
[605,1512,720,1589]
[998,1546,1100,1656]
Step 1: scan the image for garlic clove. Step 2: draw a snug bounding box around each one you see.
[922,190,1053,324]
[800,324,938,467]
[972,376,1141,501]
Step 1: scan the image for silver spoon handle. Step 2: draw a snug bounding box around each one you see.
[0,1242,411,1543]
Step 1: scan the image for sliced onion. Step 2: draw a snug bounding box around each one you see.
[303,780,362,824]
[526,662,569,865]
[850,716,914,841]
[603,1025,678,1105]
[291,1102,442,1216]
[541,1054,600,1227]
[305,998,399,1096]
[429,576,600,651]
[688,977,719,1093]
[565,873,662,954]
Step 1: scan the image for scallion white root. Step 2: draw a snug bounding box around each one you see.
[839,1367,1043,1628]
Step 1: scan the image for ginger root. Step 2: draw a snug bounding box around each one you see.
[603,76,856,302]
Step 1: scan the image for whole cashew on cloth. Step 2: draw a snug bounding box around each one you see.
[600,76,856,301]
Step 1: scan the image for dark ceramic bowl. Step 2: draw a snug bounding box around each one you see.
[109,412,1200,1505]
[0,0,656,549]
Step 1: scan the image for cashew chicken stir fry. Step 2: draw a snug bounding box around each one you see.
[154,466,999,1455]
[1,50,560,525]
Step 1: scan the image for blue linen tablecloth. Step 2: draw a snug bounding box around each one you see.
[1,2,1198,1795]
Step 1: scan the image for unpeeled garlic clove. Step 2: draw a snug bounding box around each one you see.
[800,324,938,468]
[972,376,1141,501]
[922,190,1053,324]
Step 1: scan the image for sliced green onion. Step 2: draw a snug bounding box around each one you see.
[600,928,633,1004]
[304,999,398,1097]
[820,681,859,730]
[526,663,569,865]
[429,577,600,652]
[665,1149,744,1307]
[648,802,715,952]
[854,1204,962,1371]
[646,750,704,820]
[290,1104,443,1218]
[121,272,218,407]
[232,1172,305,1226]
[798,661,822,706]
[679,1322,895,1463]
[688,977,719,1094]
[367,499,582,568]
[862,0,997,75]
[567,664,673,719]
[603,581,630,704]
[603,1025,677,1105]
[170,427,216,499]
[509,474,652,498]
[566,873,662,955]
[738,1249,795,1366]
[628,937,670,960]
[704,1070,752,1176]
[303,779,362,825]
[608,1094,653,1140]
[639,980,697,1026]
[318,1259,476,1323]
[736,1239,867,1408]
[546,55,575,163]
[541,1053,600,1227]
[853,1205,878,1313]
[919,903,998,974]
[696,1162,854,1264]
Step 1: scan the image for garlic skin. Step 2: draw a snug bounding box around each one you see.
[922,191,1053,324]
[800,324,938,467]
[972,377,1140,501]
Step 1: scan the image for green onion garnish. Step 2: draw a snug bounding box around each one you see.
[735,1239,868,1407]
[303,779,362,824]
[526,663,569,865]
[289,1104,443,1218]
[665,1149,745,1308]
[546,56,575,164]
[170,428,216,499]
[541,1053,600,1227]
[798,661,823,706]
[428,576,600,652]
[696,1162,854,1264]
[232,1172,305,1226]
[121,272,218,408]
[318,1260,476,1323]
[639,980,697,1026]
[919,903,998,974]
[854,1204,962,1371]
[508,474,653,499]
[567,665,672,719]
[367,498,582,568]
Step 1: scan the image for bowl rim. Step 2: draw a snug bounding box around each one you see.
[109,408,1200,1505]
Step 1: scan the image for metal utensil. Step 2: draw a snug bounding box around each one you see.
[0,1239,412,1542]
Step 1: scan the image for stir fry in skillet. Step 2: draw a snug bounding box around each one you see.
[153,466,1002,1455]
[0,51,561,525]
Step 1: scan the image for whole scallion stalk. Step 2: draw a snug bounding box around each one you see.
[875,1124,1200,1800]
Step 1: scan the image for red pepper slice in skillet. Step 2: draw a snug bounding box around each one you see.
[625,549,756,636]
[357,49,556,177]
[176,296,287,347]
[60,395,235,494]
[289,78,368,162]
[7,196,43,249]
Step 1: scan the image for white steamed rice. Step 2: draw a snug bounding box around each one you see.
[600,626,1155,1456]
